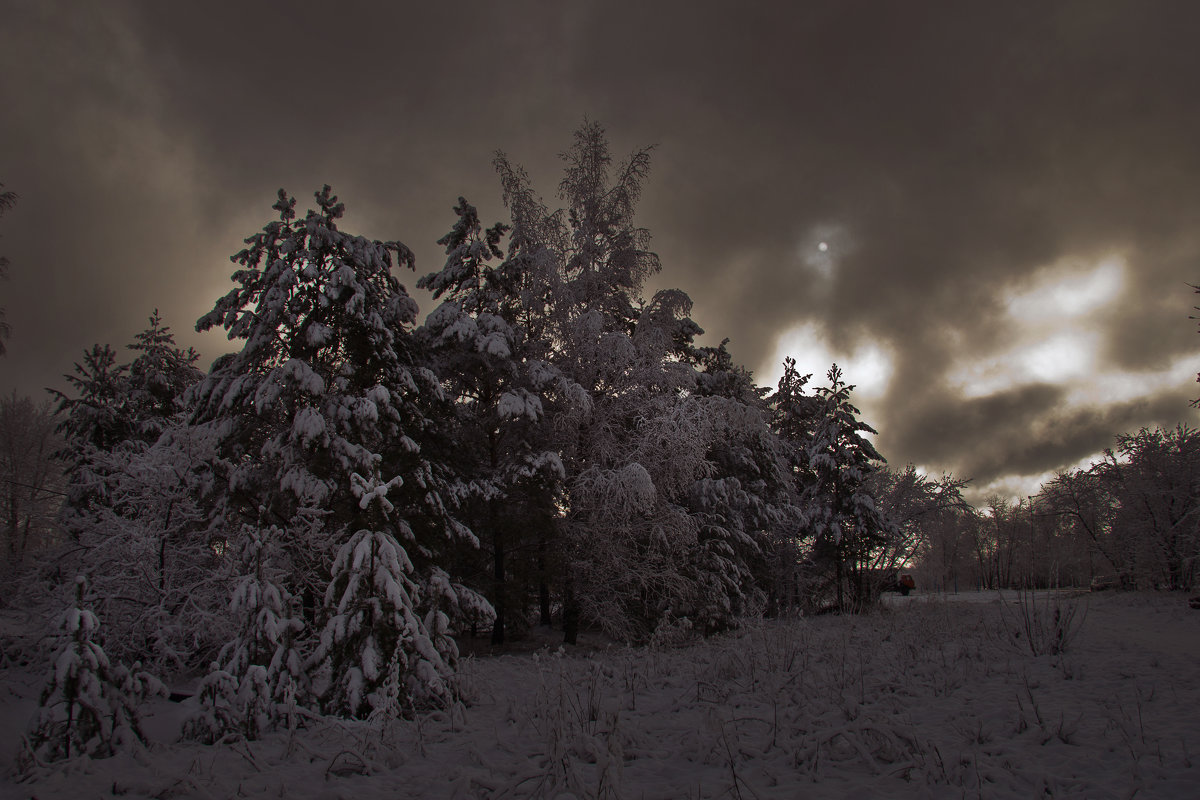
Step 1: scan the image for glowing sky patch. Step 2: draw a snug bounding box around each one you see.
[1005,255,1125,322]
[951,255,1127,399]
[940,252,1193,505]
[1063,352,1200,407]
[766,321,893,400]
[956,330,1101,398]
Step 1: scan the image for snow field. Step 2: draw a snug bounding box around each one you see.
[4,591,1198,799]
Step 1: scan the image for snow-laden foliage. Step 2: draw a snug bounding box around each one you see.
[682,396,796,630]
[312,527,451,718]
[690,341,800,622]
[51,313,201,497]
[491,123,783,642]
[23,576,164,769]
[866,465,970,578]
[59,422,228,675]
[191,186,486,718]
[1045,425,1200,591]
[44,317,218,676]
[49,344,136,540]
[418,197,564,644]
[519,181,705,638]
[125,310,203,442]
[801,365,894,612]
[184,528,305,742]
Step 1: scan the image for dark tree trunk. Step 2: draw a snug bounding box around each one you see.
[488,428,506,646]
[835,558,844,614]
[562,575,579,645]
[538,531,551,626]
[7,498,18,559]
[491,523,506,645]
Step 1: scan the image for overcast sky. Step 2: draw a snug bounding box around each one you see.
[2,0,1198,505]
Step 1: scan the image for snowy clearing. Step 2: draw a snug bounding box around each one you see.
[4,591,1198,799]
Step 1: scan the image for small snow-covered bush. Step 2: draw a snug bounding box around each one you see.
[181,663,240,745]
[648,611,695,649]
[183,528,307,743]
[22,576,164,770]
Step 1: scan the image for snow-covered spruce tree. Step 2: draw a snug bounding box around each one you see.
[23,575,164,768]
[313,525,443,718]
[765,357,823,613]
[417,197,565,644]
[50,344,135,542]
[190,186,488,720]
[125,309,203,442]
[50,312,201,543]
[51,312,201,452]
[770,357,821,461]
[802,364,893,612]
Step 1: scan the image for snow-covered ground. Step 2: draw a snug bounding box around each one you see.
[3,591,1198,799]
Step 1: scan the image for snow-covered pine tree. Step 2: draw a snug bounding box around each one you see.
[770,357,821,460]
[418,197,565,644]
[802,364,893,612]
[51,312,202,546]
[24,575,164,768]
[190,186,487,718]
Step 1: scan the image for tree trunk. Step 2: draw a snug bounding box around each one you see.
[488,428,506,645]
[6,485,19,560]
[835,558,844,613]
[491,523,506,645]
[538,522,552,626]
[562,574,579,645]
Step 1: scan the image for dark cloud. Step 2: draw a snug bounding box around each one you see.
[882,383,1067,472]
[2,0,1198,503]
[885,382,1196,495]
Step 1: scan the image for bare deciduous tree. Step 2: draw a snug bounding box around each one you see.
[0,392,63,570]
